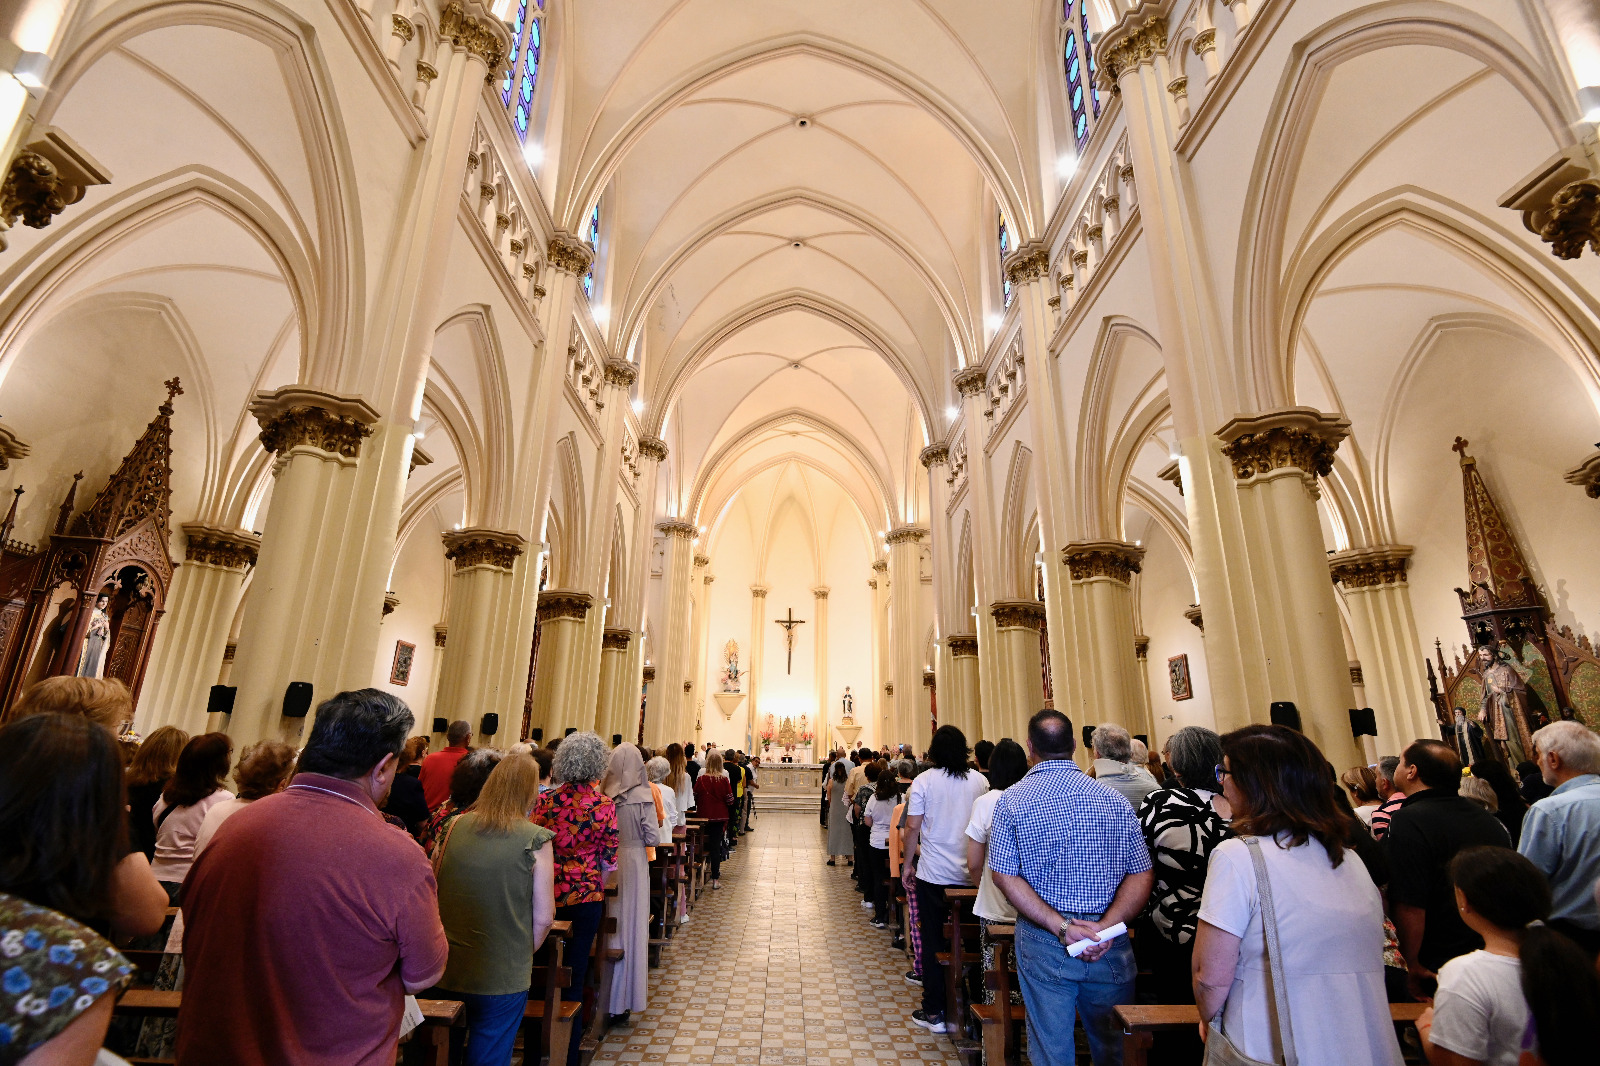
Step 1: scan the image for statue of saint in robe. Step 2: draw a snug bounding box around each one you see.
[1476,644,1534,765]
[1450,707,1487,766]
[76,594,112,679]
[841,686,854,722]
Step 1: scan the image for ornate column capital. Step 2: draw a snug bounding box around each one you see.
[642,665,657,683]
[812,586,830,599]
[604,359,638,388]
[953,366,987,396]
[1329,545,1413,588]
[871,559,889,574]
[438,0,512,72]
[1061,539,1145,583]
[923,670,936,689]
[919,443,950,468]
[1134,634,1151,660]
[1499,147,1600,261]
[947,633,978,658]
[382,591,400,617]
[182,524,261,570]
[1564,450,1600,498]
[1098,10,1168,81]
[885,525,928,546]
[434,624,448,648]
[547,231,595,276]
[656,519,698,539]
[703,574,715,586]
[693,553,710,568]
[1216,407,1350,481]
[1002,240,1052,287]
[1,130,111,236]
[602,628,633,651]
[1184,604,1204,632]
[750,584,769,599]
[250,386,380,459]
[443,527,526,571]
[1157,457,1183,496]
[536,588,593,622]
[990,599,1047,630]
[638,436,668,463]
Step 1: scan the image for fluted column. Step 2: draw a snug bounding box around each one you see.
[1331,546,1435,753]
[687,554,711,745]
[433,528,526,726]
[988,600,1047,742]
[747,585,768,752]
[1062,540,1149,739]
[649,520,697,746]
[527,589,594,737]
[886,526,929,747]
[612,436,667,740]
[920,442,968,739]
[869,563,889,745]
[138,525,260,735]
[813,586,830,756]
[946,635,980,740]
[595,629,631,743]
[954,366,1007,742]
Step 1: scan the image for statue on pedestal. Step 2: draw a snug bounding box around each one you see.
[841,686,854,722]
[1477,643,1536,765]
[719,638,741,692]
[75,593,112,679]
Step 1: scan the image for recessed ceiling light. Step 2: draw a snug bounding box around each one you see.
[794,115,812,129]
[791,362,801,369]
[792,241,803,249]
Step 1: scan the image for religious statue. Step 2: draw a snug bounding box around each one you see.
[778,715,797,749]
[75,593,112,679]
[1450,707,1487,766]
[1476,643,1535,765]
[841,686,854,721]
[719,638,741,692]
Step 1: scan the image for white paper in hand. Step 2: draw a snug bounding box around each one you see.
[1066,921,1127,958]
[399,995,425,1038]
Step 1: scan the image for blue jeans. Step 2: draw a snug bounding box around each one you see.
[1014,917,1136,1066]
[439,988,526,1066]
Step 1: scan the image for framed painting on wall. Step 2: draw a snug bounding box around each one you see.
[391,640,416,686]
[1168,653,1193,701]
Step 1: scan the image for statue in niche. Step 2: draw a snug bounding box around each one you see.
[719,638,741,692]
[1476,643,1537,765]
[1450,707,1487,767]
[75,593,112,679]
[840,686,854,722]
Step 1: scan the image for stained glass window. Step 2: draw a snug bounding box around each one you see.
[583,203,600,299]
[1062,1,1097,151]
[502,0,526,106]
[503,0,544,143]
[998,212,1012,308]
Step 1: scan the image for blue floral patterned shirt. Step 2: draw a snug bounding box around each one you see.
[0,891,133,1063]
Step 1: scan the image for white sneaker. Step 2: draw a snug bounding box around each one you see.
[860,900,875,909]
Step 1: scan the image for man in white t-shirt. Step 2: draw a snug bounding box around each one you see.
[901,725,989,1034]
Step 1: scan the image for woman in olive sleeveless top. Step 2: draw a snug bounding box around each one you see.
[433,752,557,1066]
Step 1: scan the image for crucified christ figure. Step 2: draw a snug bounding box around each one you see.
[774,607,805,674]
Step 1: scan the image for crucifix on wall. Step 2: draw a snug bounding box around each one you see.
[774,607,806,674]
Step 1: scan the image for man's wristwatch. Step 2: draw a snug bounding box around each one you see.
[1057,918,1072,943]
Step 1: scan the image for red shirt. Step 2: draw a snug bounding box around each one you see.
[176,774,448,1066]
[418,746,469,809]
[531,782,618,907]
[694,772,734,821]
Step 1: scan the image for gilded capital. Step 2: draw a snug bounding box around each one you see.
[947,634,978,658]
[1,130,112,234]
[604,359,638,388]
[547,231,595,276]
[250,387,379,459]
[693,554,710,568]
[438,0,511,73]
[536,588,593,623]
[656,519,698,540]
[990,600,1046,630]
[1002,240,1051,287]
[382,591,400,617]
[182,524,260,570]
[885,525,927,546]
[443,527,526,571]
[952,366,987,396]
[923,670,936,689]
[1184,605,1204,633]
[1216,407,1350,481]
[1099,15,1168,81]
[919,443,950,469]
[1193,28,1218,55]
[642,665,657,683]
[602,628,633,651]
[871,560,888,574]
[434,625,448,648]
[637,436,668,463]
[1062,540,1144,584]
[750,584,769,599]
[1329,545,1413,589]
[812,586,830,599]
[1134,635,1150,660]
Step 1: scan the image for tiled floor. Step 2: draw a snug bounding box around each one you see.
[592,810,965,1065]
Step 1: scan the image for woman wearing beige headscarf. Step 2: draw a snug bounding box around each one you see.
[602,742,656,1023]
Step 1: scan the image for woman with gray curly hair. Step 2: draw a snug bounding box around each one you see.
[532,731,619,1066]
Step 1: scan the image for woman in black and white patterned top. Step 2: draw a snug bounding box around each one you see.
[1138,727,1232,1005]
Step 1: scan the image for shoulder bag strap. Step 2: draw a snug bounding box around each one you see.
[1243,837,1298,1066]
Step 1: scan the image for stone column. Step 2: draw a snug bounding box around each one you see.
[747,585,768,752]
[1216,409,1361,768]
[433,528,526,727]
[595,628,632,743]
[812,586,830,756]
[1133,635,1156,738]
[527,589,594,737]
[869,564,889,745]
[138,525,260,735]
[687,554,711,745]
[946,634,981,740]
[1330,546,1435,753]
[646,520,697,746]
[1062,540,1149,738]
[611,436,667,740]
[954,366,1008,741]
[988,600,1047,741]
[887,526,929,748]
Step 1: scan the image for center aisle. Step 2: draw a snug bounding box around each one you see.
[592,810,965,1065]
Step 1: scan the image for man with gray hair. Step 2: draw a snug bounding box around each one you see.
[1089,722,1158,812]
[1519,720,1600,955]
[1370,754,1405,840]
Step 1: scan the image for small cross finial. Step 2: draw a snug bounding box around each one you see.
[164,377,183,402]
[1452,436,1474,466]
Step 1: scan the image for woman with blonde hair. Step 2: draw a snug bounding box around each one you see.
[126,725,191,860]
[12,675,133,734]
[433,753,556,1065]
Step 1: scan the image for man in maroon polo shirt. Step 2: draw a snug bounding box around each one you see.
[418,719,472,809]
[176,689,448,1066]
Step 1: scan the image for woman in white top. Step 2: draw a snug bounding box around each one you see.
[1418,845,1599,1066]
[862,766,902,928]
[665,743,694,826]
[645,756,679,845]
[964,739,1026,1004]
[149,732,234,899]
[1193,725,1402,1066]
[193,739,296,857]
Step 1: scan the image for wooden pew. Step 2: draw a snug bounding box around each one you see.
[938,887,981,1042]
[523,919,573,1062]
[969,925,1023,1066]
[1113,1002,1427,1066]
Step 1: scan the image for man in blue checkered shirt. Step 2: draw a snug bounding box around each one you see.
[989,710,1153,1066]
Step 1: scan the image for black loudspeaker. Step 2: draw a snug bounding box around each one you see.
[1081,725,1095,751]
[531,728,544,743]
[1349,707,1378,738]
[282,682,314,719]
[1133,733,1149,748]
[564,727,577,737]
[432,717,448,734]
[480,713,499,736]
[1269,701,1302,731]
[206,685,236,716]
[612,734,623,746]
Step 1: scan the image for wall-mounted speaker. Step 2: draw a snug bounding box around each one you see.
[282,682,314,719]
[432,717,448,734]
[1269,701,1302,731]
[480,713,499,736]
[531,728,544,743]
[206,685,237,716]
[564,727,577,737]
[1349,707,1378,738]
[1081,725,1095,751]
[612,734,623,746]
[1133,733,1149,748]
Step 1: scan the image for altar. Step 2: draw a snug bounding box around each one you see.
[756,762,825,793]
